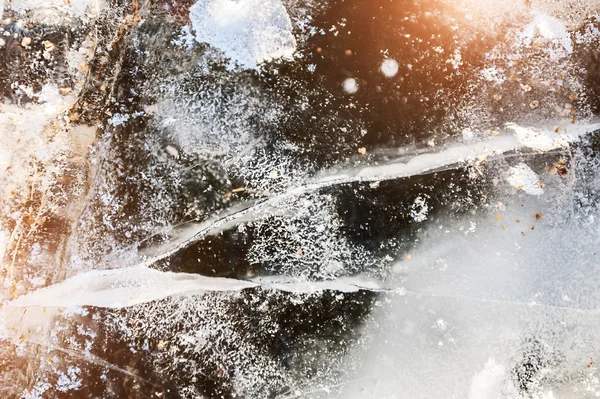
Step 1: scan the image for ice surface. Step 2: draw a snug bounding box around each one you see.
[189,0,297,69]
[3,1,600,396]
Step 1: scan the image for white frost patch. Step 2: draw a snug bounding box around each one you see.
[519,10,573,59]
[507,163,544,195]
[410,195,429,222]
[507,123,569,151]
[0,84,74,201]
[189,0,297,69]
[481,67,506,85]
[56,366,82,393]
[10,0,104,21]
[469,358,507,399]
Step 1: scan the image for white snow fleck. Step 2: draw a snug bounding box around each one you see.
[506,163,544,195]
[380,58,399,77]
[342,77,358,94]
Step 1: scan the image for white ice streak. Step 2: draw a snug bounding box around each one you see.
[4,266,383,310]
[7,266,257,308]
[190,0,297,69]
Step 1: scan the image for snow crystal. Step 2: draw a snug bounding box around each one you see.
[506,163,544,196]
[189,0,297,69]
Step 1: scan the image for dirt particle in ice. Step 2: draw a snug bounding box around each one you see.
[43,41,56,52]
[529,100,539,109]
[556,163,568,177]
[357,147,366,155]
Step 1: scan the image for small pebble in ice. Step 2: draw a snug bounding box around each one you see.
[342,78,358,94]
[380,58,399,77]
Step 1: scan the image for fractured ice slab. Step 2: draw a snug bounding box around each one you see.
[189,0,297,69]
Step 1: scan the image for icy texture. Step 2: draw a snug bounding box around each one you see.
[189,0,297,69]
[336,159,600,397]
